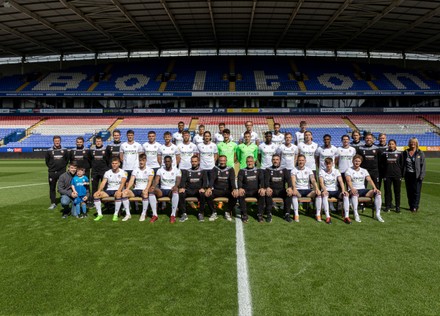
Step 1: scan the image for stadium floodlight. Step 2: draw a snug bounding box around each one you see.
[130,51,160,58]
[406,53,440,61]
[63,53,95,61]
[97,52,128,60]
[190,49,217,56]
[219,49,246,56]
[306,50,335,57]
[247,49,275,56]
[275,49,304,56]
[370,51,403,59]
[160,50,189,57]
[0,56,22,65]
[337,50,369,58]
[26,55,61,63]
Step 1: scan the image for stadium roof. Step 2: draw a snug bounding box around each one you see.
[0,0,440,59]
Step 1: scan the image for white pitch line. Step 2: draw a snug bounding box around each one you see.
[0,182,46,190]
[236,219,252,316]
[424,181,440,185]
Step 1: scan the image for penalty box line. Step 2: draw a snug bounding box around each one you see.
[236,218,253,316]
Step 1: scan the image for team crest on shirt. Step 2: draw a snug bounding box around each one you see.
[226,171,229,175]
[198,172,201,176]
[395,154,398,157]
[83,151,85,154]
[61,150,64,153]
[373,150,376,153]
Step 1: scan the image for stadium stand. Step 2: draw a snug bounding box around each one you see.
[5,116,115,148]
[348,114,440,146]
[116,116,192,143]
[273,115,351,146]
[2,57,439,93]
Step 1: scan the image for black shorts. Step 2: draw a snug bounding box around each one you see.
[298,189,312,197]
[105,190,117,197]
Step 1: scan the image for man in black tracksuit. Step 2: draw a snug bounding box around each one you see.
[178,155,208,222]
[45,135,69,209]
[357,133,381,189]
[237,156,265,223]
[205,155,238,221]
[376,133,388,190]
[264,154,293,223]
[105,129,122,168]
[88,136,109,197]
[380,139,404,213]
[69,136,91,177]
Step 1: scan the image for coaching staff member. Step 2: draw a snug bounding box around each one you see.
[403,137,426,213]
[46,135,69,210]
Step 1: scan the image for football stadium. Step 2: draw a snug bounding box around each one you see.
[1,1,440,315]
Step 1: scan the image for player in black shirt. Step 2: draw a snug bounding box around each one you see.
[264,154,293,223]
[88,136,109,197]
[178,155,208,222]
[356,132,381,189]
[237,156,266,223]
[205,155,238,221]
[105,129,122,168]
[69,136,91,177]
[380,139,403,213]
[45,135,69,209]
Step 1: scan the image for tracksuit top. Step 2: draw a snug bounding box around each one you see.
[180,168,208,190]
[69,147,90,170]
[45,146,69,173]
[237,167,265,191]
[357,144,380,174]
[380,150,403,178]
[209,166,237,191]
[264,166,292,190]
[88,145,108,175]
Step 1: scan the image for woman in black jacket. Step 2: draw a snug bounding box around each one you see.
[402,137,426,213]
[380,139,403,213]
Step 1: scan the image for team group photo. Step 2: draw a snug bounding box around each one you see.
[1,1,440,315]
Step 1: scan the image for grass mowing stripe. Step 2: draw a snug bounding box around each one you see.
[423,181,440,185]
[0,182,46,190]
[236,218,252,316]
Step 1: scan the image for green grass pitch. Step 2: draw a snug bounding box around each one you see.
[1,159,439,315]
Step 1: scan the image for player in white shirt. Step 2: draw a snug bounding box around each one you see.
[192,125,205,145]
[298,130,318,171]
[158,131,181,168]
[197,131,218,170]
[214,122,234,144]
[294,120,307,145]
[315,134,339,171]
[272,122,285,147]
[177,130,199,170]
[276,132,298,170]
[149,156,182,223]
[319,158,350,224]
[258,131,278,169]
[290,154,322,222]
[337,134,356,179]
[122,154,155,222]
[172,121,185,146]
[345,154,384,223]
[142,131,161,171]
[119,129,144,179]
[93,157,127,221]
[240,120,260,145]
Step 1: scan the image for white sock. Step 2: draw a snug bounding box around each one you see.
[141,198,149,216]
[94,199,102,216]
[171,193,179,216]
[122,198,130,216]
[343,195,350,218]
[351,196,359,217]
[315,196,322,216]
[114,199,122,216]
[322,196,330,218]
[149,194,157,216]
[374,194,382,216]
[292,196,299,216]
